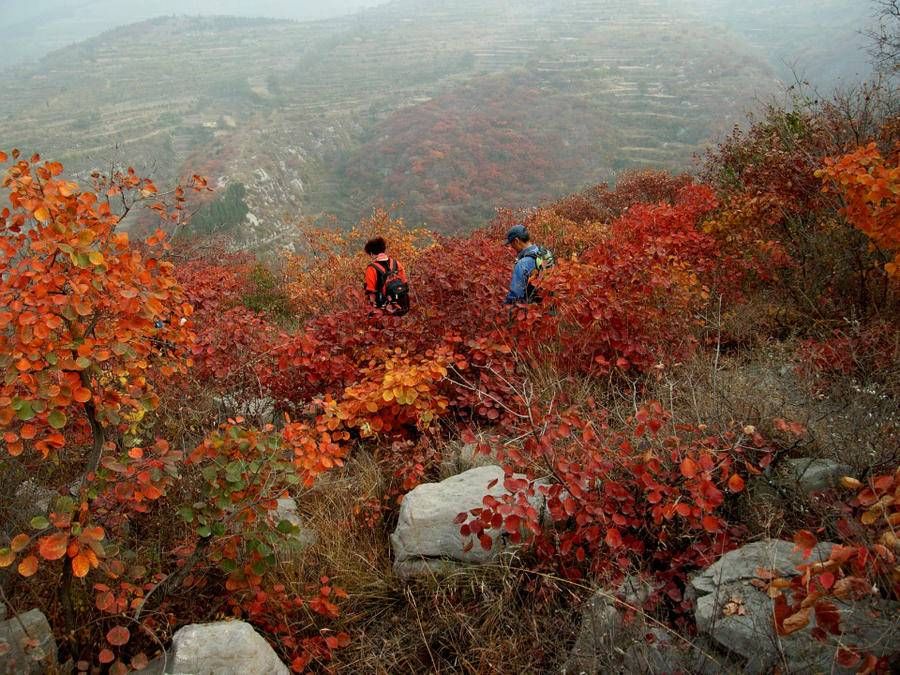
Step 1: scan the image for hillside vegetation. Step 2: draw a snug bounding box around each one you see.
[0,76,898,672]
[1,0,872,245]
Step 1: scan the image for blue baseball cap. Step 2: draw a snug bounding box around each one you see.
[506,224,529,244]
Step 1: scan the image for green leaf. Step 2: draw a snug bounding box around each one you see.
[276,519,298,535]
[197,525,211,538]
[211,522,226,537]
[177,507,194,523]
[30,516,50,530]
[56,496,75,514]
[75,356,91,370]
[46,353,58,366]
[48,410,67,429]
[16,401,35,421]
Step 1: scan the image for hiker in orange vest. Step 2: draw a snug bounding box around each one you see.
[364,237,410,315]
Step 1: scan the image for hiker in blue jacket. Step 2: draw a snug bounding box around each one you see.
[503,224,555,304]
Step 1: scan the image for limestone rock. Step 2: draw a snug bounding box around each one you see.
[391,465,544,577]
[439,441,497,478]
[563,578,731,674]
[215,395,275,425]
[168,620,289,675]
[273,497,317,547]
[783,457,852,492]
[14,480,54,515]
[0,608,57,674]
[690,539,898,674]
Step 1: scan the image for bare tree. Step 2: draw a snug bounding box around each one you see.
[866,0,900,72]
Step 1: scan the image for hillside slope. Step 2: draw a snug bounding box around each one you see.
[0,0,858,242]
[0,0,384,67]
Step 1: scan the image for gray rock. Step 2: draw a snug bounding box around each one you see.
[690,539,835,599]
[14,481,54,515]
[690,539,898,674]
[391,465,544,577]
[0,608,57,674]
[216,396,275,425]
[784,457,852,492]
[439,441,497,478]
[132,653,168,674]
[563,578,733,675]
[621,630,730,675]
[273,498,317,547]
[561,588,626,674]
[167,620,289,675]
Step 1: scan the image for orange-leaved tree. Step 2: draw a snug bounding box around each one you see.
[0,150,201,663]
[0,150,196,469]
[818,141,900,279]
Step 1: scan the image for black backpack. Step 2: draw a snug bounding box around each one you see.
[522,246,556,303]
[369,258,410,315]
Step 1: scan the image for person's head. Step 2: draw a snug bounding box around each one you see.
[505,224,530,252]
[364,237,386,256]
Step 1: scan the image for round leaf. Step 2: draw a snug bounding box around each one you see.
[38,532,69,560]
[30,515,50,530]
[18,555,38,577]
[106,626,130,647]
[48,410,67,430]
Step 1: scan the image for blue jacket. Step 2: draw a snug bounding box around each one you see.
[504,244,539,304]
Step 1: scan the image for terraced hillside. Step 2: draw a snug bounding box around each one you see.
[0,0,794,244]
[319,1,779,230]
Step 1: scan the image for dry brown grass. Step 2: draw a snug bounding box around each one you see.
[277,452,582,673]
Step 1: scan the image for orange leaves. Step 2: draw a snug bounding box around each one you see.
[779,606,811,636]
[71,553,92,578]
[680,457,698,479]
[1,155,195,461]
[106,626,130,646]
[701,515,722,533]
[145,228,167,246]
[727,473,746,493]
[323,350,452,441]
[37,532,69,560]
[819,143,900,279]
[17,556,38,577]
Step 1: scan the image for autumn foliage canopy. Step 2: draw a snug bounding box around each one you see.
[0,94,897,672]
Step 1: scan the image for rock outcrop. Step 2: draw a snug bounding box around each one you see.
[167,620,289,675]
[0,607,57,674]
[782,457,852,493]
[391,465,544,577]
[690,539,898,674]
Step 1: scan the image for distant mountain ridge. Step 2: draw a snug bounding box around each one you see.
[0,0,384,68]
